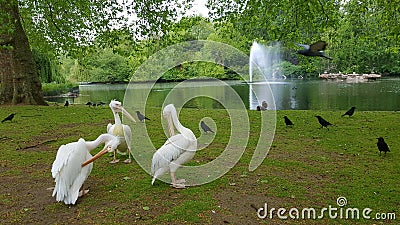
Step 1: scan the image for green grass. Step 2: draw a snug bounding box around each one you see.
[0,105,398,224]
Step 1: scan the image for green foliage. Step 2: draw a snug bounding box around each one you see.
[82,48,132,82]
[32,49,65,83]
[59,48,132,83]
[280,61,307,78]
[41,82,76,96]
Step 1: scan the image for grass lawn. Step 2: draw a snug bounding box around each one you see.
[0,104,398,224]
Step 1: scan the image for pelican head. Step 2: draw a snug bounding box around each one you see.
[82,135,120,167]
[163,104,176,136]
[109,100,136,122]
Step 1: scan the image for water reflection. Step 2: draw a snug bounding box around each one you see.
[45,78,400,111]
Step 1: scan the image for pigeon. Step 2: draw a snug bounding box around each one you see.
[64,100,69,107]
[2,113,16,123]
[256,101,268,111]
[260,101,268,110]
[315,115,333,129]
[297,41,332,60]
[377,137,390,156]
[200,121,214,133]
[342,107,356,117]
[136,111,150,122]
[283,116,294,127]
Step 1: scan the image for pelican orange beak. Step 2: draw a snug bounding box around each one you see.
[82,145,111,167]
[121,107,136,123]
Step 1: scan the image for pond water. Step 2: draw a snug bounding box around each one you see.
[45,78,400,111]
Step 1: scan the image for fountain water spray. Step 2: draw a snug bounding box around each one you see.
[249,41,282,82]
[249,41,281,110]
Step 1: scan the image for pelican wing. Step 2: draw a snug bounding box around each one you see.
[107,123,113,133]
[151,134,194,175]
[51,139,93,204]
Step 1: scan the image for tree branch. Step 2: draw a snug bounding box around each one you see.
[317,0,330,22]
[46,1,63,33]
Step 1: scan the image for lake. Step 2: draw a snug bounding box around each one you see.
[46,78,400,111]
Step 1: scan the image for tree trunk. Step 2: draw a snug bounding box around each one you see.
[0,0,47,105]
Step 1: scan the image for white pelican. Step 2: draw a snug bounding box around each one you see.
[51,134,120,205]
[107,100,136,163]
[151,104,197,188]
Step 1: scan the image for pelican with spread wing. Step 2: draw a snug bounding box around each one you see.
[51,134,120,205]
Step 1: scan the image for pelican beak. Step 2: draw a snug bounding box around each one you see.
[121,107,136,123]
[82,145,111,167]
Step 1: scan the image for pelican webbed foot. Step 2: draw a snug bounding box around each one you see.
[171,178,187,189]
[171,183,186,189]
[78,189,89,197]
[110,159,120,164]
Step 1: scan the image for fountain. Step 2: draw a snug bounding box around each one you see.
[249,41,282,110]
[249,41,282,82]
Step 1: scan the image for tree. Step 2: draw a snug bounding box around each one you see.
[0,0,192,105]
[0,0,46,105]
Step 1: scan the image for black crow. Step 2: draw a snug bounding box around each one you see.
[64,100,69,107]
[136,111,150,122]
[85,102,92,107]
[201,121,214,133]
[2,113,16,123]
[342,107,356,117]
[315,115,333,129]
[283,116,294,127]
[297,41,332,60]
[377,137,390,156]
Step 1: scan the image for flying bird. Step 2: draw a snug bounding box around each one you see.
[297,41,332,60]
[151,104,197,188]
[315,115,333,129]
[342,107,356,117]
[107,100,137,163]
[51,134,120,205]
[64,100,69,107]
[136,111,150,122]
[1,113,16,123]
[376,137,390,156]
[283,116,294,127]
[200,121,214,133]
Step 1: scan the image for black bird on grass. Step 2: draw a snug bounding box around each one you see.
[377,137,390,156]
[297,41,332,60]
[200,121,214,134]
[85,102,92,107]
[315,115,333,129]
[136,111,150,122]
[64,100,69,107]
[342,107,356,117]
[283,116,294,127]
[2,113,16,123]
